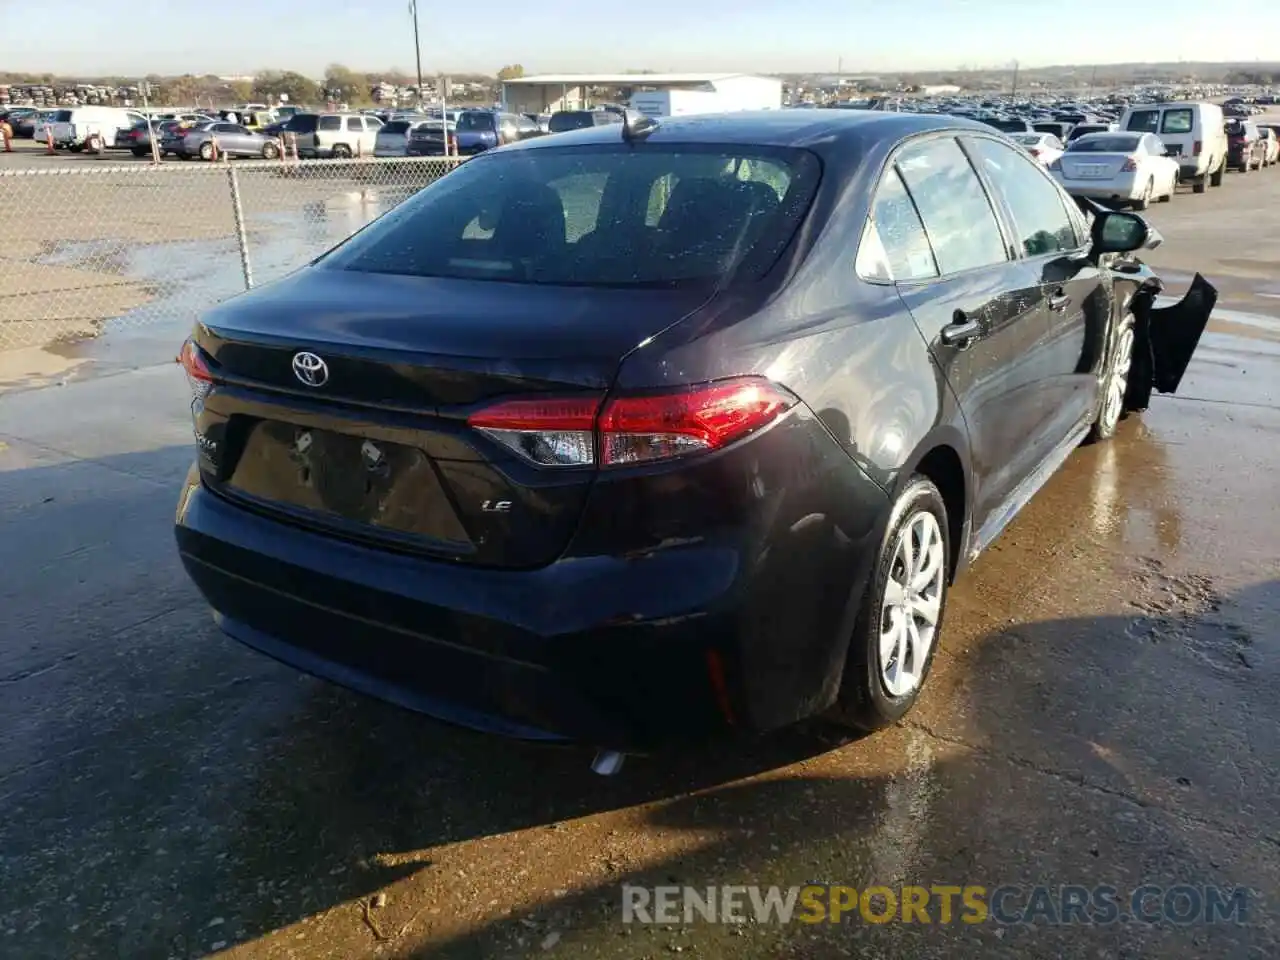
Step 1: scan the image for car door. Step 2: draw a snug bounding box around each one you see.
[966,134,1108,458]
[886,134,1048,533]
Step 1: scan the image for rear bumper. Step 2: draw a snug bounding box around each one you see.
[1059,178,1142,201]
[174,414,888,749]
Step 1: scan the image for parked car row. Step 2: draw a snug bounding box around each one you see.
[1046,101,1280,209]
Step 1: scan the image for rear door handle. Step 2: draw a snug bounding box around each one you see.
[1048,291,1072,312]
[940,314,983,347]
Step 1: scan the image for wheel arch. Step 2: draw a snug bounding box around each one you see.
[894,425,971,583]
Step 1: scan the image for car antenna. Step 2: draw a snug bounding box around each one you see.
[620,108,657,144]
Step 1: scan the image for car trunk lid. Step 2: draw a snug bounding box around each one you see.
[190,267,710,568]
[1059,152,1132,180]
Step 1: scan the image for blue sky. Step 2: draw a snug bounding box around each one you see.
[2,0,1276,77]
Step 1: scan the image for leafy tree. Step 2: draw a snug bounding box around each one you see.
[229,79,254,102]
[253,70,321,106]
[496,64,524,81]
[324,63,365,101]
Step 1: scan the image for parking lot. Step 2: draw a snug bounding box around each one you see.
[1,118,1278,960]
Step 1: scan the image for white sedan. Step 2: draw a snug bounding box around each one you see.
[1050,131,1179,210]
[1011,132,1064,166]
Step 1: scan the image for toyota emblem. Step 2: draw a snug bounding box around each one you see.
[292,351,328,387]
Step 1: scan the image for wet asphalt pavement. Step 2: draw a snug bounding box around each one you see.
[1,144,1279,960]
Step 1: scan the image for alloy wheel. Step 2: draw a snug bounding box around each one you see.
[1101,321,1135,433]
[878,510,945,698]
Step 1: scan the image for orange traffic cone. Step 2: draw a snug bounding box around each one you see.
[45,127,56,155]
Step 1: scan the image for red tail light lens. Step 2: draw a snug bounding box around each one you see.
[468,396,599,466]
[468,377,797,469]
[598,378,796,466]
[1121,156,1138,172]
[1193,139,1202,155]
[179,338,216,399]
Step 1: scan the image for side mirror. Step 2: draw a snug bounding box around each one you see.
[1091,210,1161,254]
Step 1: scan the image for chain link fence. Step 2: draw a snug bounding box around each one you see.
[0,156,463,352]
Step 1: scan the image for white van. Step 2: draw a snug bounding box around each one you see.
[49,107,145,150]
[1118,102,1228,193]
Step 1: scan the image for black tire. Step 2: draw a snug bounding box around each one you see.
[1239,159,1250,173]
[199,141,214,161]
[1210,160,1225,187]
[829,476,950,732]
[331,143,352,159]
[1087,314,1135,444]
[1131,179,1153,211]
[131,147,147,157]
[262,141,279,160]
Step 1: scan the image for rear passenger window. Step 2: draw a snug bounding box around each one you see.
[894,138,1008,275]
[347,117,363,132]
[318,116,340,131]
[866,168,937,281]
[1125,110,1159,133]
[967,138,1078,255]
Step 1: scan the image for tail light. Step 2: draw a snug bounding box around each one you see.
[179,338,216,400]
[1121,156,1138,172]
[1028,147,1042,158]
[1192,139,1202,155]
[468,377,798,468]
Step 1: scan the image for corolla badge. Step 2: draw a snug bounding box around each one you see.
[292,351,328,387]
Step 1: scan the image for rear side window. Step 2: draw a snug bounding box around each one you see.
[1161,109,1193,135]
[382,121,411,134]
[894,137,1008,275]
[1125,110,1159,133]
[54,110,73,122]
[318,116,340,131]
[347,117,363,132]
[866,169,937,281]
[968,138,1078,256]
[321,145,820,288]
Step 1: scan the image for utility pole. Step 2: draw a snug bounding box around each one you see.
[409,0,424,105]
[1010,60,1020,98]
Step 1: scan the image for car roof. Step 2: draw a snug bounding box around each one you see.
[504,110,996,154]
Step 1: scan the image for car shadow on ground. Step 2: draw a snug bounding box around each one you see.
[1,434,1276,958]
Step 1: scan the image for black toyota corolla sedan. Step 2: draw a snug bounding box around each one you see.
[174,110,1215,753]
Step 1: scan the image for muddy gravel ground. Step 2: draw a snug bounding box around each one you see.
[1,139,1278,960]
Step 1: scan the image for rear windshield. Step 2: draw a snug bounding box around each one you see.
[984,118,1027,133]
[457,112,495,132]
[1013,134,1043,145]
[1068,135,1141,153]
[1068,125,1106,139]
[321,144,820,288]
[548,112,594,133]
[381,120,411,134]
[54,110,73,122]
